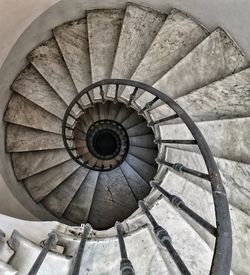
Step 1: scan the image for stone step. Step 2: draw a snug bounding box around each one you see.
[107,102,122,120]
[121,9,208,101]
[107,3,166,98]
[41,167,89,217]
[98,102,110,120]
[4,93,62,134]
[0,260,17,275]
[63,170,99,224]
[129,146,157,167]
[114,104,134,123]
[0,231,14,263]
[164,147,250,216]
[121,111,144,129]
[87,9,123,100]
[12,149,70,180]
[158,117,250,164]
[126,154,156,183]
[24,160,79,202]
[127,121,152,137]
[8,230,71,275]
[12,64,68,120]
[6,125,64,152]
[88,167,138,229]
[149,68,250,123]
[28,38,78,106]
[129,134,156,149]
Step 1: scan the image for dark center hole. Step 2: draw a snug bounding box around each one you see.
[93,130,118,156]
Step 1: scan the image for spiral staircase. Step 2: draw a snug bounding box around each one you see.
[0,2,250,275]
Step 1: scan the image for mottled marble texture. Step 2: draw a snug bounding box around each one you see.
[54,19,91,93]
[12,65,68,120]
[24,160,79,202]
[107,3,166,98]
[4,93,62,134]
[12,149,70,180]
[6,125,64,152]
[63,170,99,224]
[159,117,250,164]
[42,167,89,217]
[153,28,248,99]
[121,9,208,101]
[28,38,78,106]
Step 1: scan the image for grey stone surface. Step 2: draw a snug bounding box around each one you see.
[98,102,109,120]
[114,104,133,123]
[0,260,17,275]
[121,111,144,129]
[6,125,64,152]
[153,28,248,100]
[88,167,137,229]
[107,3,166,98]
[12,149,70,180]
[63,170,99,224]
[42,167,89,217]
[129,134,156,149]
[53,18,91,93]
[121,9,208,101]
[4,93,62,134]
[12,65,68,120]
[28,38,78,106]
[127,121,152,136]
[107,102,122,120]
[24,160,79,202]
[159,117,250,164]
[129,146,157,167]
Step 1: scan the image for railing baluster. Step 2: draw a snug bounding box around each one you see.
[148,114,179,126]
[150,181,217,236]
[156,159,210,180]
[100,86,105,103]
[27,232,58,275]
[127,87,138,107]
[76,101,85,113]
[86,92,94,106]
[69,113,78,121]
[139,201,191,275]
[138,96,158,114]
[71,224,91,275]
[116,222,135,275]
[114,84,119,103]
[155,139,197,145]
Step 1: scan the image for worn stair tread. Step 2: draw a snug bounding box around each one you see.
[6,125,64,152]
[121,111,145,129]
[24,160,80,202]
[129,146,157,167]
[127,121,152,136]
[12,64,68,120]
[107,3,166,98]
[12,149,70,180]
[129,134,156,149]
[28,38,78,106]
[115,105,134,123]
[107,102,122,120]
[159,117,250,164]
[63,170,99,224]
[54,18,91,94]
[165,147,250,216]
[41,167,89,217]
[88,167,138,229]
[121,9,208,100]
[126,154,156,183]
[4,93,62,134]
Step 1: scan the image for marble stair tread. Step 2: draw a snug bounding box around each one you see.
[165,147,250,216]
[120,161,151,200]
[63,170,99,224]
[107,3,166,98]
[159,117,250,163]
[28,38,78,106]
[12,64,67,120]
[53,18,91,95]
[23,160,80,202]
[129,146,157,167]
[129,134,156,149]
[88,167,138,229]
[0,260,17,275]
[127,121,152,136]
[41,167,89,217]
[114,104,134,123]
[121,9,208,101]
[107,102,122,120]
[149,68,250,122]
[126,154,156,183]
[121,111,144,129]
[12,149,71,180]
[4,93,62,134]
[6,125,64,152]
[8,230,71,275]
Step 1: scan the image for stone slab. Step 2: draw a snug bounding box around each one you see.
[127,121,152,136]
[129,146,157,167]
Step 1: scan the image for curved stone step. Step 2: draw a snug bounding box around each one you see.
[6,125,64,152]
[107,102,122,120]
[159,117,250,163]
[126,154,156,183]
[24,160,79,202]
[88,167,137,229]
[114,105,134,123]
[28,38,78,106]
[0,260,17,275]
[12,64,68,120]
[129,134,156,149]
[4,93,62,134]
[41,167,89,217]
[129,146,157,167]
[63,170,99,224]
[121,9,208,101]
[12,149,70,180]
[127,121,152,137]
[107,2,166,98]
[98,102,110,120]
[121,111,144,129]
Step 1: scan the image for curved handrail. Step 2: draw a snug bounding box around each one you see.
[62,79,232,275]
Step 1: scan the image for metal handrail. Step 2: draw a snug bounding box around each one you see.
[62,79,232,275]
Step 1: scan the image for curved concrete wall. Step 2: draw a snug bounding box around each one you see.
[0,0,249,221]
